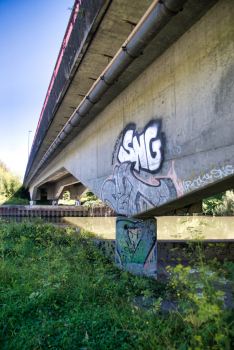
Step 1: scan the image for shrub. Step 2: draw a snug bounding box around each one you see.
[0,160,30,205]
[203,190,234,215]
[215,191,234,216]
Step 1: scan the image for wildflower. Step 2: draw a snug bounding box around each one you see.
[195,293,204,299]
[39,310,41,313]
[177,293,180,296]
[189,269,198,274]
[218,278,228,284]
[132,310,134,314]
[146,322,149,324]
[171,283,174,285]
[205,271,215,276]
[48,335,50,337]
[64,324,68,327]
[195,283,204,289]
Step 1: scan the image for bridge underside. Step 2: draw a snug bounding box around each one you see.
[26,0,234,218]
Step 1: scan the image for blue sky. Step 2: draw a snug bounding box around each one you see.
[0,0,73,178]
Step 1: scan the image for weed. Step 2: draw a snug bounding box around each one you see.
[0,218,233,349]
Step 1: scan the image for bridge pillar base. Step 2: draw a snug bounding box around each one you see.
[116,216,157,279]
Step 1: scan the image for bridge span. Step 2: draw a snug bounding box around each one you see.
[24,0,234,276]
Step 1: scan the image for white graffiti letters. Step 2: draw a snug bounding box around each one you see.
[117,122,162,173]
[145,124,162,171]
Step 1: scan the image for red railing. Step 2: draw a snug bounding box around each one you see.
[29,0,81,157]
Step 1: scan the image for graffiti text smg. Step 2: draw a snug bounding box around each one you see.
[117,121,163,173]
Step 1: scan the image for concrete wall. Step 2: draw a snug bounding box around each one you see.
[29,0,234,216]
[93,239,234,262]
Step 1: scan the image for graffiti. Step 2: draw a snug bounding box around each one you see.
[116,217,157,277]
[101,121,182,215]
[177,165,234,194]
[101,160,181,215]
[111,131,123,165]
[165,137,181,156]
[117,121,163,173]
[93,176,108,197]
[52,200,57,205]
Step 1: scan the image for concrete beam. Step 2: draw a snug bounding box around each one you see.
[28,0,234,216]
[52,175,79,200]
[25,0,220,188]
[61,183,88,200]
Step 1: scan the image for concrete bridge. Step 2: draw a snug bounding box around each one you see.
[24,0,234,276]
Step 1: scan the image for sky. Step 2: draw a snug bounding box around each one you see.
[0,0,73,179]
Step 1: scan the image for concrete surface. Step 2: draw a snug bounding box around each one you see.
[27,0,234,217]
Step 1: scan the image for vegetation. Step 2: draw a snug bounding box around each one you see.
[215,191,234,216]
[0,160,29,205]
[57,191,106,207]
[80,190,107,210]
[57,191,75,206]
[203,190,234,216]
[0,218,233,349]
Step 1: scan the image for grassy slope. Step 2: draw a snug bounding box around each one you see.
[0,219,233,349]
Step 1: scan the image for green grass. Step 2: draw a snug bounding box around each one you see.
[0,218,233,349]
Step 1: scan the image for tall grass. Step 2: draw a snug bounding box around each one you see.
[0,218,233,349]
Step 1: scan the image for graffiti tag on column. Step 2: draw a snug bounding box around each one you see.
[115,217,157,276]
[101,120,182,215]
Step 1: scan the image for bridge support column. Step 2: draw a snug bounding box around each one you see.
[116,216,157,279]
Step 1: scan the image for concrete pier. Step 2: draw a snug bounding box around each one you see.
[116,216,157,278]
